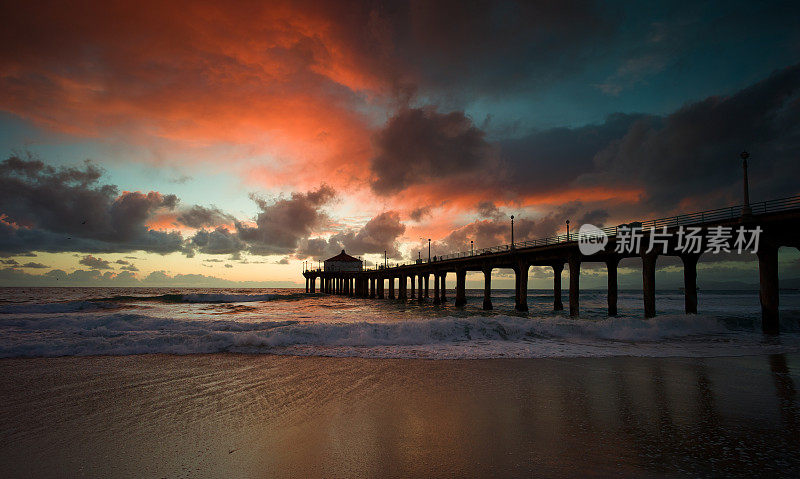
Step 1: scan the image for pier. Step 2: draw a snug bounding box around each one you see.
[304,195,800,333]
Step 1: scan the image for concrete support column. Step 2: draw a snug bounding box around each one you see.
[515,262,529,312]
[368,277,374,298]
[305,277,309,293]
[440,274,447,302]
[569,255,580,317]
[454,269,467,307]
[310,277,316,293]
[399,276,407,300]
[424,275,429,298]
[378,278,384,299]
[418,275,424,302]
[553,263,564,311]
[410,275,416,299]
[433,274,441,304]
[642,253,657,318]
[758,242,779,334]
[606,257,619,317]
[389,277,395,299]
[681,254,700,314]
[482,268,493,310]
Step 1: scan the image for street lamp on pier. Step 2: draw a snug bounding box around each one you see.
[471,240,474,255]
[741,151,753,217]
[510,215,515,249]
[428,239,431,262]
[566,220,570,241]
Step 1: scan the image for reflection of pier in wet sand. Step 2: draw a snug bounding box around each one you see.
[305,196,800,333]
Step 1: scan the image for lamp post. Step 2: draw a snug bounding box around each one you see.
[741,151,753,217]
[566,220,570,241]
[384,250,387,268]
[428,239,431,263]
[510,215,515,249]
[471,240,474,255]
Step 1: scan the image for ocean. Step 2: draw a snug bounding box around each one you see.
[2,287,799,359]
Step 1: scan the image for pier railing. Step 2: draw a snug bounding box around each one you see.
[434,195,800,262]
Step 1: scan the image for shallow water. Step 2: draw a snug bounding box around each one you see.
[1,287,799,358]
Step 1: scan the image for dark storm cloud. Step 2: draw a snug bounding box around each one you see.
[367,107,643,201]
[79,255,112,270]
[115,259,139,271]
[409,205,432,222]
[583,64,800,210]
[186,227,247,256]
[237,185,336,255]
[476,201,502,219]
[498,113,645,196]
[369,107,495,194]
[0,155,183,255]
[369,64,800,215]
[176,205,235,229]
[21,262,48,269]
[297,211,407,260]
[0,219,184,257]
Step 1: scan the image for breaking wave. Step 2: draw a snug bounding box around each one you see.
[2,313,797,359]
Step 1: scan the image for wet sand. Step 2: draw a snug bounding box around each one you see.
[1,354,799,478]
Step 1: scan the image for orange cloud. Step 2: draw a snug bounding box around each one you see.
[0,1,390,191]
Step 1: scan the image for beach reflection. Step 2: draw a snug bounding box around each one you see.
[270,355,800,478]
[1,354,799,478]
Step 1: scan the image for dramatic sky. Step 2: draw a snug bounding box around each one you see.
[1,0,799,288]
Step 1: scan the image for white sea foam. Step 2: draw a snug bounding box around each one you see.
[1,313,797,359]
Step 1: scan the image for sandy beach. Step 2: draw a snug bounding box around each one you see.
[1,353,798,478]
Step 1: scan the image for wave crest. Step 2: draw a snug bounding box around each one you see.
[0,313,775,359]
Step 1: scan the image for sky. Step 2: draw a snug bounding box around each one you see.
[1,0,799,288]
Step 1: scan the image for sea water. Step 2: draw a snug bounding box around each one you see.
[1,287,799,359]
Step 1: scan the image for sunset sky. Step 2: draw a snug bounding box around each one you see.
[1,0,799,288]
